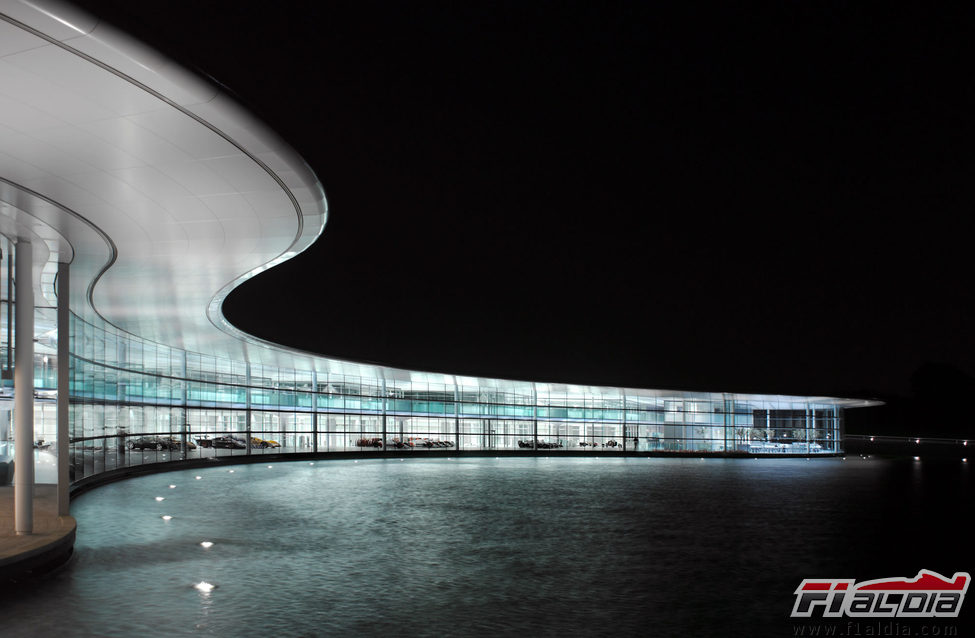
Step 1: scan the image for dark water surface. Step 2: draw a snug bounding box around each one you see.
[3,457,973,637]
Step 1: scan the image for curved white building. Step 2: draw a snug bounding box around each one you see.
[0,1,878,535]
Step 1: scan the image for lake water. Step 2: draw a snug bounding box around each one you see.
[2,456,972,637]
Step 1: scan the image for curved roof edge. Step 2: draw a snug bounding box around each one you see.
[0,0,882,409]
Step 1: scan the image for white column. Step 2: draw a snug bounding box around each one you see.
[179,350,187,459]
[311,370,318,453]
[14,240,34,535]
[57,261,69,516]
[453,382,460,451]
[532,384,538,450]
[380,375,387,448]
[245,363,252,455]
[620,389,626,452]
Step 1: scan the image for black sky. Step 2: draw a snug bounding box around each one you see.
[73,1,974,400]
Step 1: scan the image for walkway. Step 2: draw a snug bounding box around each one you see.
[0,484,76,584]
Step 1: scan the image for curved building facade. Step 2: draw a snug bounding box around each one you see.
[0,0,878,516]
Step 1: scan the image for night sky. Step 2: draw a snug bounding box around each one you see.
[73,1,974,403]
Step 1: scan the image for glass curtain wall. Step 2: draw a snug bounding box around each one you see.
[0,233,845,488]
[65,313,844,483]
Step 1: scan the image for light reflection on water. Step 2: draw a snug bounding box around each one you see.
[1,457,972,637]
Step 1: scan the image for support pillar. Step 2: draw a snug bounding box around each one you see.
[805,407,811,447]
[179,350,187,460]
[531,385,538,450]
[312,370,318,453]
[245,363,252,455]
[621,390,627,452]
[5,247,12,380]
[57,261,69,516]
[453,382,460,451]
[723,395,730,454]
[14,240,34,534]
[835,407,842,453]
[381,376,387,448]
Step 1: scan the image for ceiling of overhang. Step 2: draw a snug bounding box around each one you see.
[0,0,326,363]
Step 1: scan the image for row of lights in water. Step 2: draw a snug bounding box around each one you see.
[851,454,969,463]
[864,436,969,463]
[869,437,968,445]
[163,463,332,594]
[153,479,218,591]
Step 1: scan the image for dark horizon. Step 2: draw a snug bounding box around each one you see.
[72,1,974,407]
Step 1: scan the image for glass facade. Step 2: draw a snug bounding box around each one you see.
[0,234,850,489]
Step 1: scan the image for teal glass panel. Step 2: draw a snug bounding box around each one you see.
[360,398,382,412]
[390,399,411,412]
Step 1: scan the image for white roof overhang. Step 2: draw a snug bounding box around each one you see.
[0,0,325,362]
[0,0,881,408]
